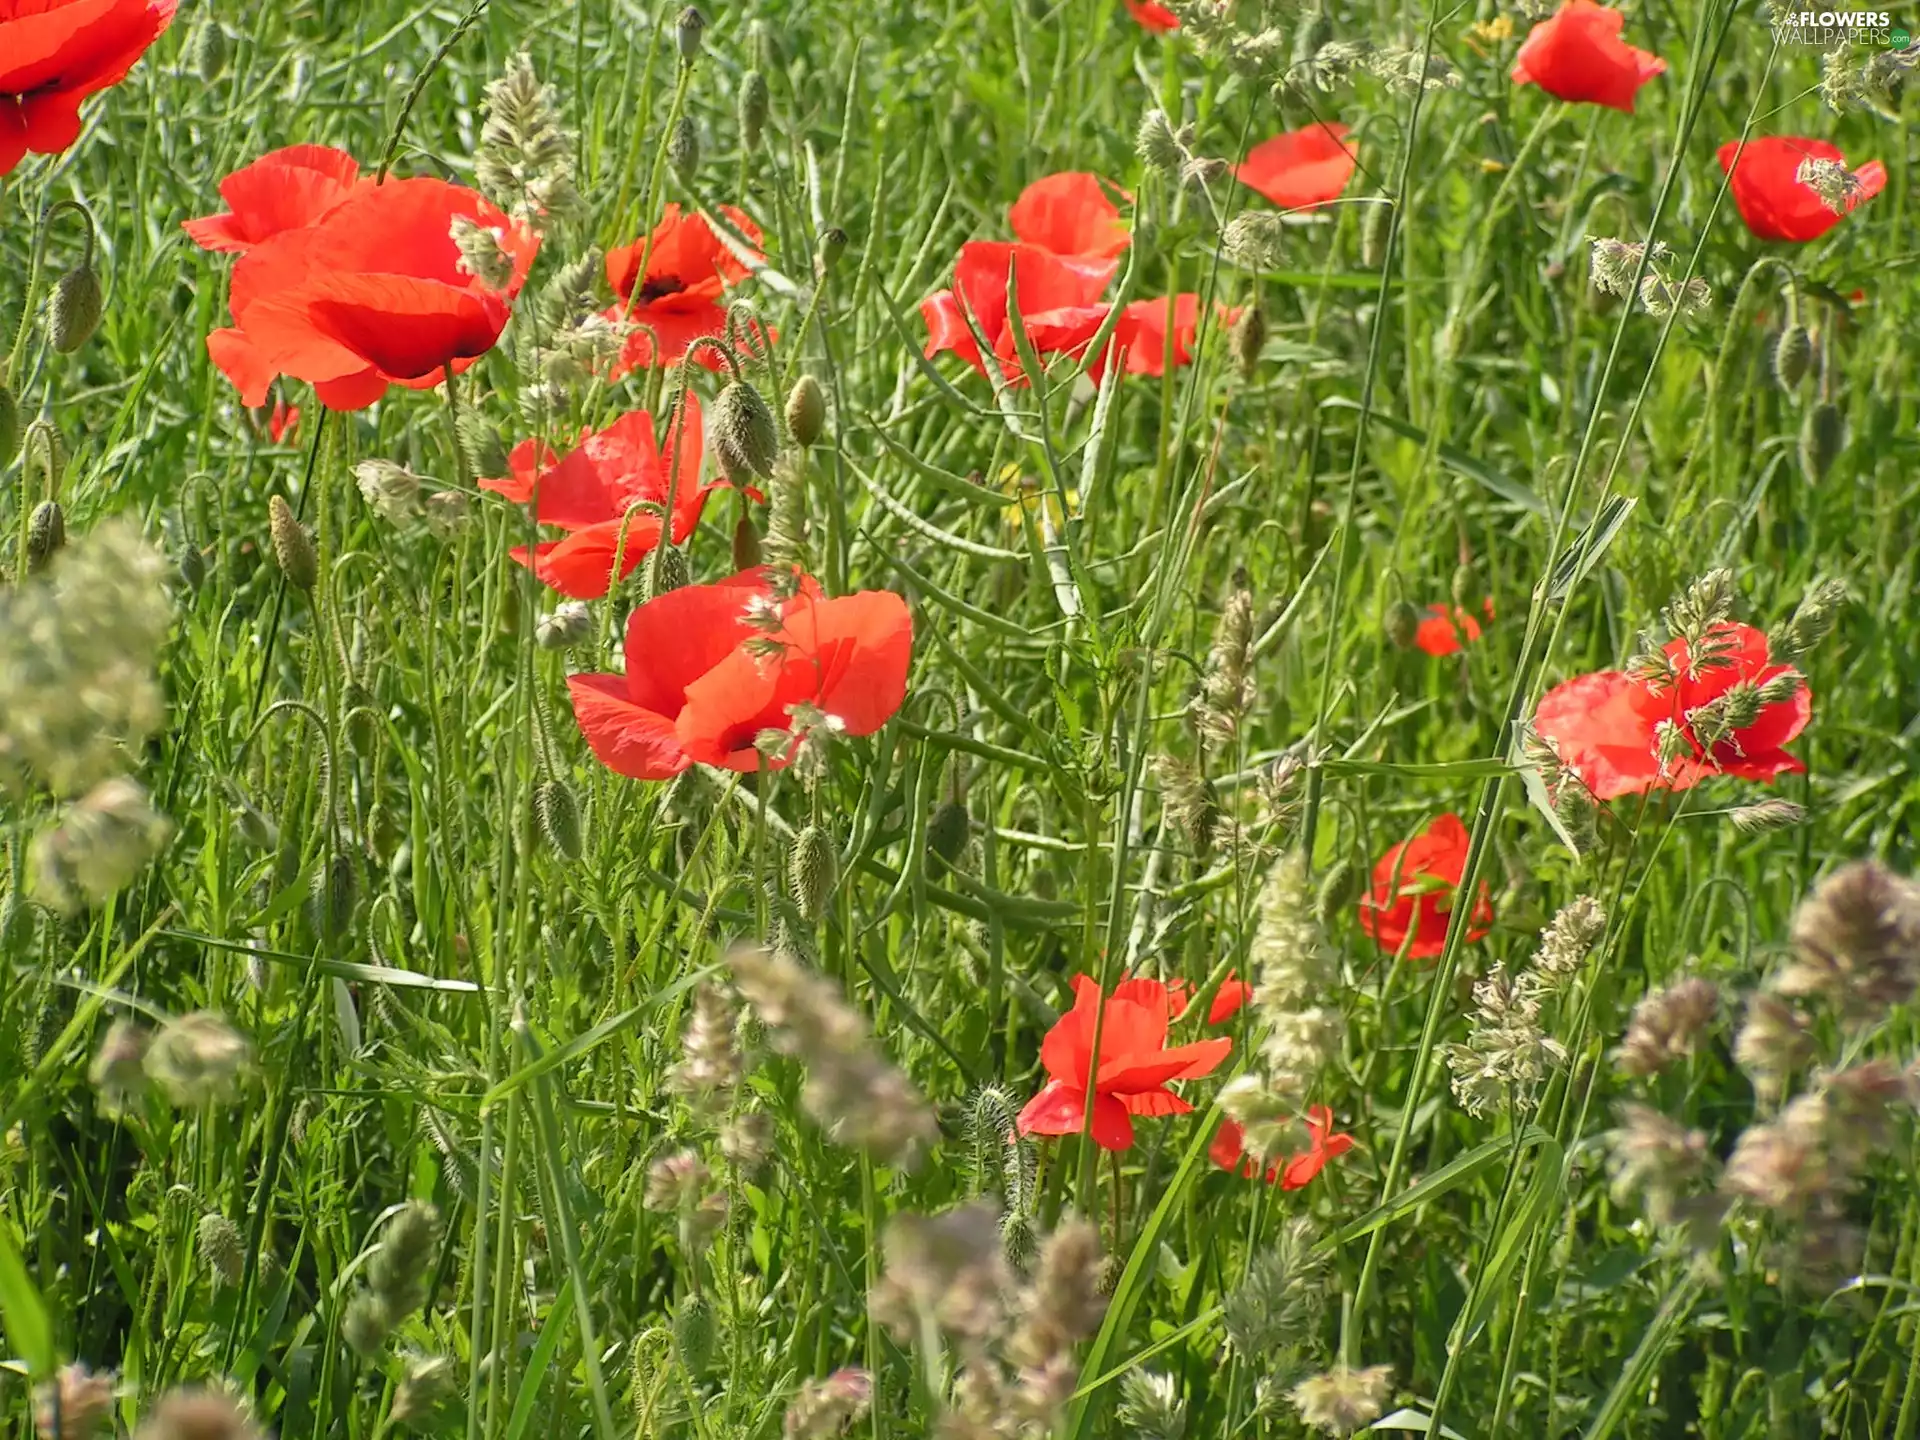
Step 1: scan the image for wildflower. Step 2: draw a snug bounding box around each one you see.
[132,1389,263,1440]
[1415,597,1494,657]
[869,1200,1011,1343]
[145,1011,251,1106]
[1446,964,1568,1116]
[1510,1,1665,111]
[1357,813,1495,960]
[1533,621,1811,801]
[484,398,726,600]
[1776,860,1920,1024]
[1533,895,1605,981]
[476,53,583,226]
[1016,975,1231,1151]
[90,1019,150,1116]
[1614,976,1720,1077]
[1717,137,1886,243]
[182,145,363,253]
[728,944,938,1165]
[1007,1215,1107,1366]
[1234,122,1358,211]
[784,1369,873,1440]
[1606,1102,1713,1224]
[1210,1105,1354,1188]
[643,1148,711,1212]
[1638,273,1713,319]
[1125,0,1180,32]
[602,204,768,374]
[1008,173,1131,261]
[1116,1371,1186,1440]
[669,984,742,1110]
[30,778,173,914]
[1734,992,1813,1101]
[1290,1363,1394,1435]
[0,0,177,175]
[1075,294,1223,382]
[204,177,537,410]
[921,240,1114,380]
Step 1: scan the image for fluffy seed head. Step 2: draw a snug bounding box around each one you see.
[30,777,173,915]
[198,1213,245,1286]
[790,825,837,924]
[1734,992,1813,1102]
[390,1355,459,1428]
[35,1364,115,1440]
[1779,860,1920,1024]
[783,1370,873,1440]
[90,1018,150,1116]
[1289,1364,1394,1435]
[132,1388,263,1440]
[1615,976,1720,1078]
[145,1011,251,1107]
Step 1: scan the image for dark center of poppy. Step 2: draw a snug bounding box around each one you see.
[638,276,686,303]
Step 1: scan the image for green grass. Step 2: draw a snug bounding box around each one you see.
[3,1,1919,1437]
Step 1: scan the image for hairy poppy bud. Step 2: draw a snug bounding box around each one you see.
[0,379,17,466]
[268,495,318,591]
[673,1293,716,1375]
[343,1293,394,1358]
[1384,598,1419,649]
[676,5,707,62]
[1451,563,1483,614]
[345,681,379,757]
[1361,199,1392,270]
[732,513,763,570]
[738,69,770,150]
[535,600,593,650]
[714,379,779,482]
[198,1212,245,1286]
[668,115,700,179]
[1799,401,1844,485]
[191,20,229,83]
[790,824,836,923]
[176,535,207,591]
[230,788,279,851]
[310,851,360,947]
[785,374,825,448]
[1772,324,1812,390]
[815,227,848,278]
[1230,303,1267,380]
[650,546,690,597]
[534,778,583,861]
[927,800,970,868]
[27,500,65,572]
[49,261,103,354]
[1315,856,1362,926]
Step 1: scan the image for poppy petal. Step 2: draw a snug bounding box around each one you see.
[566,673,689,781]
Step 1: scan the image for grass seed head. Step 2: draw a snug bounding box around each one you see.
[1614,976,1720,1078]
[1780,860,1920,1024]
[31,778,174,915]
[783,1369,873,1440]
[1229,301,1266,379]
[268,495,317,592]
[790,824,837,924]
[1734,992,1814,1102]
[342,1292,394,1357]
[35,1364,115,1440]
[133,1388,263,1440]
[1289,1363,1394,1435]
[198,1213,245,1287]
[90,1018,150,1116]
[390,1355,459,1428]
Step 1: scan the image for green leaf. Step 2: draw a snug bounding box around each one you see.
[0,1219,54,1378]
[1451,1137,1565,1349]
[1546,494,1637,600]
[1329,1129,1551,1249]
[504,1275,575,1440]
[1321,396,1550,517]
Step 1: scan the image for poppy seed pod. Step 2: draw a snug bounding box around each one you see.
[927,799,969,868]
[49,261,103,354]
[1230,303,1267,380]
[732,513,763,570]
[785,374,825,448]
[738,69,770,150]
[1384,598,1420,649]
[790,824,836,924]
[1772,324,1812,390]
[673,1292,716,1375]
[675,5,706,62]
[267,495,318,592]
[27,500,65,572]
[534,778,583,861]
[1799,402,1845,484]
[191,19,228,83]
[668,115,700,179]
[714,379,779,481]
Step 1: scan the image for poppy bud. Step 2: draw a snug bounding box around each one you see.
[1361,199,1392,270]
[231,789,279,852]
[310,851,360,947]
[1230,303,1267,380]
[535,600,594,650]
[649,546,691,597]
[790,824,836,924]
[176,537,207,591]
[1772,324,1812,390]
[454,408,510,479]
[0,380,16,466]
[49,261,103,354]
[1451,563,1483,614]
[27,500,65,572]
[268,495,318,592]
[927,799,970,869]
[343,1293,394,1358]
[1798,402,1844,485]
[191,20,229,83]
[1384,598,1419,649]
[675,5,707,62]
[815,227,848,278]
[534,778,583,861]
[668,116,700,179]
[732,513,763,570]
[738,69,770,150]
[714,379,779,482]
[1315,856,1362,927]
[785,374,826,448]
[672,1293,715,1375]
[346,682,379,757]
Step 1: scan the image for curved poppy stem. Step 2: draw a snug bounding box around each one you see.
[5,197,93,384]
[376,0,490,182]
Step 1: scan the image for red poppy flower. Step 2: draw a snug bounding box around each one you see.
[1009,173,1131,261]
[485,397,727,600]
[0,0,177,176]
[568,568,808,782]
[1211,1106,1354,1189]
[1357,813,1495,960]
[602,203,769,375]
[1235,123,1357,211]
[1168,973,1252,1025]
[675,586,914,771]
[922,240,1116,380]
[1510,1,1666,112]
[267,398,300,444]
[206,177,537,411]
[1017,975,1233,1151]
[1415,597,1495,658]
[1533,621,1810,801]
[1124,0,1179,32]
[1716,137,1887,244]
[182,145,363,254]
